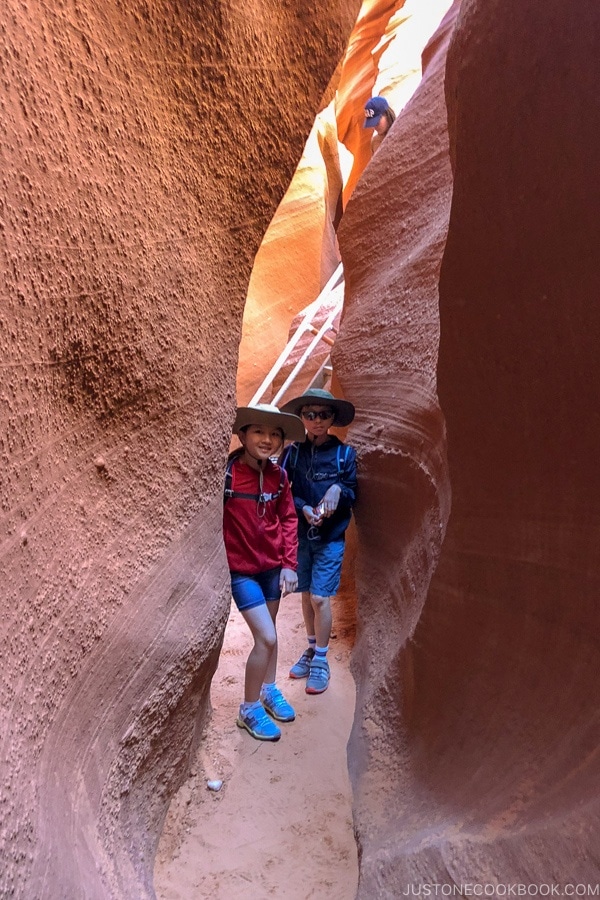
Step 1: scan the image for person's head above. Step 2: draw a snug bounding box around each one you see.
[363,95,396,136]
[281,388,355,445]
[233,403,305,466]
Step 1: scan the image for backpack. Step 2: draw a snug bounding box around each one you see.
[223,454,286,504]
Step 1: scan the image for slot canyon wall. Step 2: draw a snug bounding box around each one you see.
[337,0,600,895]
[237,0,454,408]
[0,1,360,897]
[335,2,456,891]
[4,0,599,897]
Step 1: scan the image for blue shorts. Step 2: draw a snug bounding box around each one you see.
[297,538,345,597]
[230,567,281,612]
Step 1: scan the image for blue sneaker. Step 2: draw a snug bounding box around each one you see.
[289,647,315,679]
[260,685,296,722]
[237,704,281,741]
[306,657,330,694]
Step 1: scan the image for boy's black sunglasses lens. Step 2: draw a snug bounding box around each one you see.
[301,411,334,421]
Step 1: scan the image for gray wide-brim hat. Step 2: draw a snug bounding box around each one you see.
[280,388,355,428]
[233,403,306,442]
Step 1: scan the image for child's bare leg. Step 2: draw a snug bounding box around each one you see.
[310,594,332,648]
[301,591,315,637]
[259,598,295,720]
[240,604,277,702]
[305,594,333,694]
[263,598,280,684]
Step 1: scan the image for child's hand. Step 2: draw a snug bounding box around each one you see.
[320,484,341,517]
[280,568,298,594]
[302,504,322,526]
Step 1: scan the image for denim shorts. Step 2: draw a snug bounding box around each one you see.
[230,567,281,612]
[297,538,345,597]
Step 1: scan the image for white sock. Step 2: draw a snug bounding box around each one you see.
[314,645,329,658]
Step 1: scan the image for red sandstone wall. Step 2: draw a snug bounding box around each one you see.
[422,0,600,886]
[0,2,359,897]
[337,0,600,893]
[335,1,454,892]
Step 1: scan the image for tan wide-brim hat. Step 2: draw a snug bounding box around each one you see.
[233,403,306,442]
[280,388,355,427]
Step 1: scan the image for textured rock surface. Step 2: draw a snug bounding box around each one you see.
[338,0,600,894]
[0,2,359,897]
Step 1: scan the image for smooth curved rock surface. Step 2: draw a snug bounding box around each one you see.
[335,0,452,890]
[336,0,600,894]
[0,2,359,897]
[425,0,600,885]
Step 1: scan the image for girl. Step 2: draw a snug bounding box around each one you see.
[223,403,305,741]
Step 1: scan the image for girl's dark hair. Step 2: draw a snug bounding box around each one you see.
[384,107,396,129]
[227,446,245,463]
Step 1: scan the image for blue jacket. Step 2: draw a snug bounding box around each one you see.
[281,436,357,543]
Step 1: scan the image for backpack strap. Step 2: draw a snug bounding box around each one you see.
[224,457,286,504]
[336,443,350,478]
[280,441,347,484]
[280,442,300,484]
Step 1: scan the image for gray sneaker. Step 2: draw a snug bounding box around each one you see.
[288,647,315,679]
[306,657,330,694]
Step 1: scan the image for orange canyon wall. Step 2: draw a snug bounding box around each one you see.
[0,2,359,897]
[338,0,600,894]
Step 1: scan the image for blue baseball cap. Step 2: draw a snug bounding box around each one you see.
[364,96,390,128]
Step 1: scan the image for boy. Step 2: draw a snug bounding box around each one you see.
[280,388,357,694]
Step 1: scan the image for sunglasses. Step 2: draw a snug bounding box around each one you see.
[301,410,334,421]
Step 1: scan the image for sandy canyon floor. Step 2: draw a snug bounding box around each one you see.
[154,592,358,900]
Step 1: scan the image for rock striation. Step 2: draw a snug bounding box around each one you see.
[337,0,600,894]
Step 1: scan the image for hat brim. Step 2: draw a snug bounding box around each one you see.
[364,114,382,129]
[233,407,305,442]
[280,393,355,428]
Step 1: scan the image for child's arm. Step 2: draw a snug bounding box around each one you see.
[280,567,298,594]
[278,474,299,571]
[319,445,358,517]
[281,448,318,523]
[337,445,358,507]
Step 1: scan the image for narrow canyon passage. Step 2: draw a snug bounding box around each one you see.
[154,593,358,900]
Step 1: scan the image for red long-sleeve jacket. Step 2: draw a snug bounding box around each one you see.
[223,457,298,574]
